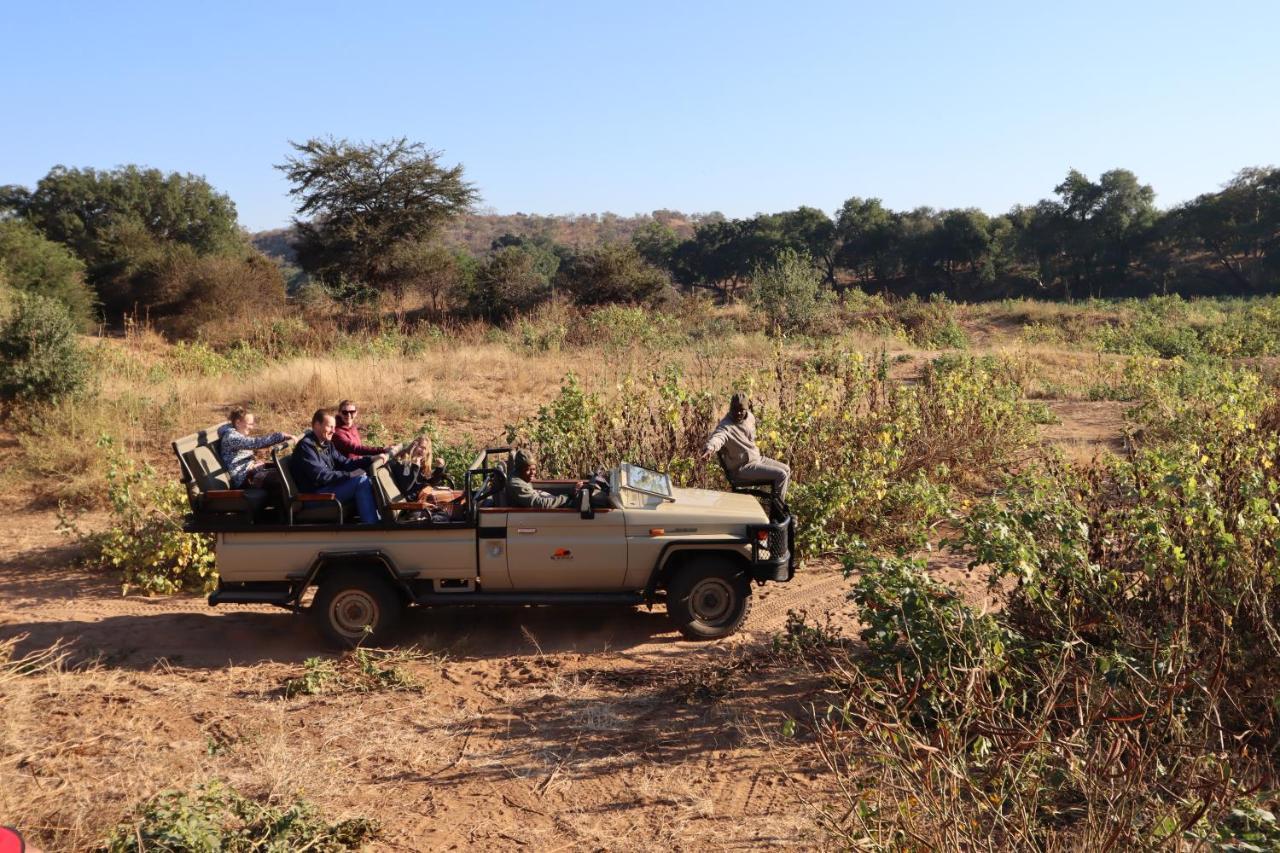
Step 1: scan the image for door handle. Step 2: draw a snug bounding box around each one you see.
[516,528,537,534]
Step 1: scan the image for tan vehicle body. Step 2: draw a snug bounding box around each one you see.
[215,487,765,591]
[175,428,795,644]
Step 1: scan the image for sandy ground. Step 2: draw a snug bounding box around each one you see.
[0,397,1125,851]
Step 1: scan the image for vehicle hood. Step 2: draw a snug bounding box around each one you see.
[648,487,770,524]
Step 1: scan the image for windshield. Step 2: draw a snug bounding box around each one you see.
[619,463,673,499]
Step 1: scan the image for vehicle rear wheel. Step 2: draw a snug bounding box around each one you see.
[666,557,752,640]
[311,570,403,648]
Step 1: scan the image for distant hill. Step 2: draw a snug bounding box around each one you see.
[251,209,718,262]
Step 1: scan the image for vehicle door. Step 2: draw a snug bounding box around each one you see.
[504,499,628,590]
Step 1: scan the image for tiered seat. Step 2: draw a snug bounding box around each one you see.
[272,448,345,525]
[172,424,268,523]
[370,460,440,525]
[717,450,786,520]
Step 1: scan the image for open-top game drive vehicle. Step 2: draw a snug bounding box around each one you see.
[174,427,795,646]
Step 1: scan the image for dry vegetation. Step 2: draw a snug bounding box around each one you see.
[3,296,1280,850]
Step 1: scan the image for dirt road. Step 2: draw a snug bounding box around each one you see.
[0,507,861,851]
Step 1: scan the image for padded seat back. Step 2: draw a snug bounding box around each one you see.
[172,423,229,509]
[372,460,405,508]
[191,445,232,492]
[274,450,344,525]
[274,451,300,500]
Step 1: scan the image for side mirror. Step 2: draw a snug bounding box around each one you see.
[579,488,595,520]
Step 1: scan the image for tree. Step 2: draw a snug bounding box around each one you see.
[278,137,478,296]
[670,218,784,299]
[1050,168,1156,298]
[2,165,243,315]
[383,241,471,316]
[151,252,288,341]
[0,220,96,327]
[834,198,896,286]
[467,246,554,321]
[748,249,830,335]
[557,244,676,306]
[1172,167,1280,292]
[631,219,681,269]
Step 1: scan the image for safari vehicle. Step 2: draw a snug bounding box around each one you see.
[173,426,796,646]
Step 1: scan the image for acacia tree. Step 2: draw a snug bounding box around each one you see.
[277,137,478,297]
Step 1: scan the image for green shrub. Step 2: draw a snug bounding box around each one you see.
[509,350,1040,553]
[809,375,1280,847]
[104,781,378,852]
[558,243,676,307]
[69,437,215,595]
[748,249,831,336]
[0,292,88,403]
[282,648,424,698]
[0,218,97,328]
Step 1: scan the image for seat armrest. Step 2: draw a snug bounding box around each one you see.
[205,489,247,499]
[295,493,338,502]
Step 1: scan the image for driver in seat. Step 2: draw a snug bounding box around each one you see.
[506,450,571,509]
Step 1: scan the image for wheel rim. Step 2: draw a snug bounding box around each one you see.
[688,577,736,625]
[329,589,380,639]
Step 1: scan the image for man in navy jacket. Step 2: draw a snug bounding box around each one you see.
[290,408,380,525]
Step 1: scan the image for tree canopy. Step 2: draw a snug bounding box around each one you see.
[278,137,478,296]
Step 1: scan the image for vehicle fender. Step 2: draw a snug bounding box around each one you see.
[643,541,752,602]
[296,549,417,603]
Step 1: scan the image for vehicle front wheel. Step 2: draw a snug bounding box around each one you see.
[311,570,404,648]
[665,557,752,640]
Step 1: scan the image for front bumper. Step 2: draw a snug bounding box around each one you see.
[747,515,796,582]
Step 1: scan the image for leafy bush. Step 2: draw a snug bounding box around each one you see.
[151,251,288,343]
[282,648,424,698]
[69,438,215,595]
[0,218,97,327]
[804,372,1280,847]
[104,781,378,852]
[0,292,88,403]
[748,249,830,336]
[558,243,676,307]
[509,350,1041,553]
[466,245,555,321]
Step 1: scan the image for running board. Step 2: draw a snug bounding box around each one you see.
[208,590,295,607]
[412,592,645,606]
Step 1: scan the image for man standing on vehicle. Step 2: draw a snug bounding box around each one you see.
[290,409,381,524]
[507,450,571,509]
[700,392,790,504]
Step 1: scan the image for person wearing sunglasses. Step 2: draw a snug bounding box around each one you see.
[332,400,392,462]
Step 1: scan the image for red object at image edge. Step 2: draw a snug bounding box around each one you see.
[0,827,23,853]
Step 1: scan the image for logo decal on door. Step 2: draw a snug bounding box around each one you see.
[551,548,573,560]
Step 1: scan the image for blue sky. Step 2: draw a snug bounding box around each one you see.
[3,1,1277,231]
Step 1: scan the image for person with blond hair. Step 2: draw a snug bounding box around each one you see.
[217,407,295,488]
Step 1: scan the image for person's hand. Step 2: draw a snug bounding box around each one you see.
[282,433,298,442]
[350,470,368,480]
[699,448,713,461]
[433,457,445,469]
[375,452,390,464]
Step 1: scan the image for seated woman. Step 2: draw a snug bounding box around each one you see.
[218,408,296,488]
[394,434,451,499]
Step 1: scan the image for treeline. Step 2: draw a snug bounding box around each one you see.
[1,137,1278,349]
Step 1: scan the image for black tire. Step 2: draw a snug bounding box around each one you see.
[311,570,404,648]
[665,556,752,640]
